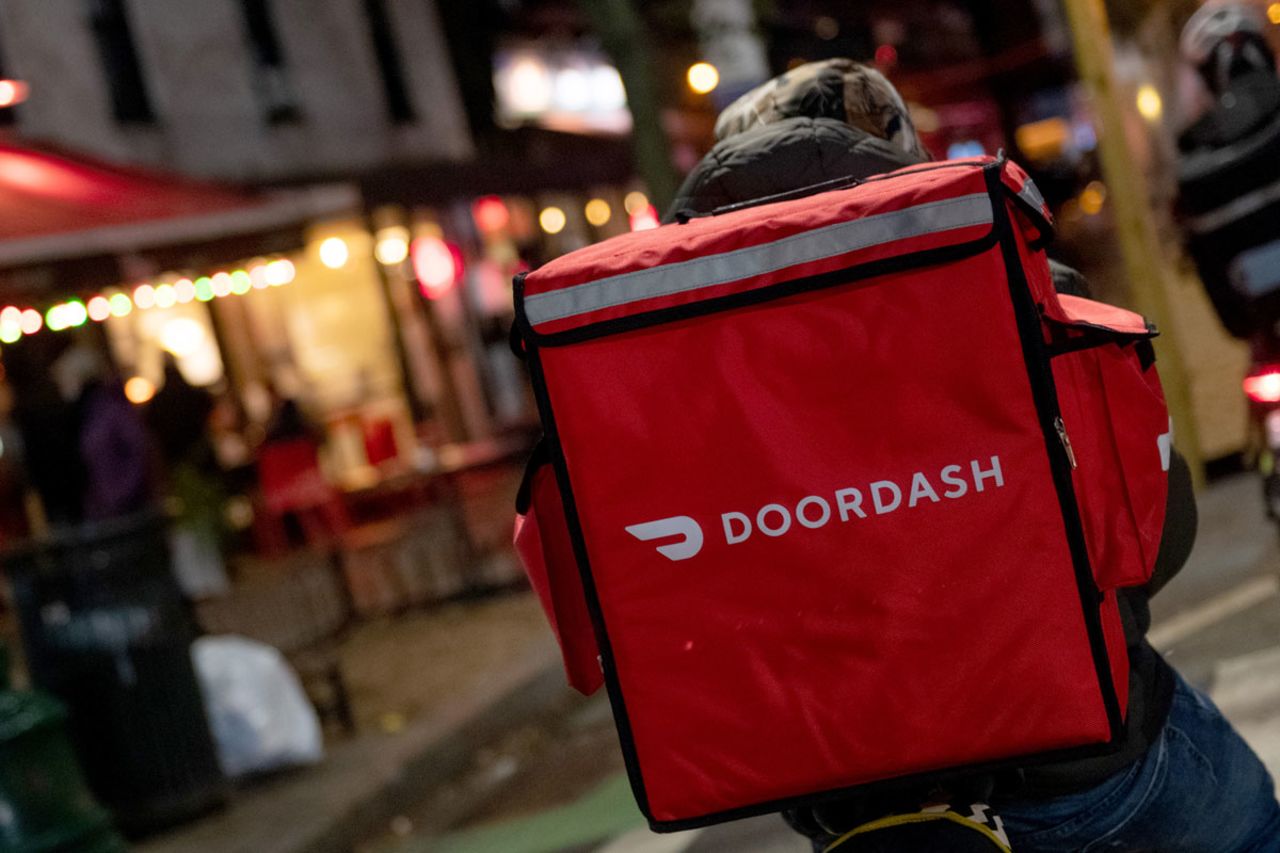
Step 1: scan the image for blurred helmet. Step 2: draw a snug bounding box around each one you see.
[1180,3,1275,94]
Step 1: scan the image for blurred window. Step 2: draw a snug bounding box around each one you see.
[361,0,415,124]
[86,0,156,124]
[238,0,301,123]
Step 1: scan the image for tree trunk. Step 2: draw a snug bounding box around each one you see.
[575,0,681,213]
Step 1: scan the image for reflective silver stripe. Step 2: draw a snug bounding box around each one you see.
[525,193,993,326]
[1017,179,1047,216]
[1188,176,1280,234]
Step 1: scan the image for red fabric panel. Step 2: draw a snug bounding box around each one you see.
[1051,294,1152,337]
[540,244,1111,822]
[0,142,263,239]
[524,162,993,299]
[514,465,604,695]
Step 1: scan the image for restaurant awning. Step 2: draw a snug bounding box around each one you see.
[0,140,358,275]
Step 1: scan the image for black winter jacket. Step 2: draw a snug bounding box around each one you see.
[668,117,1196,830]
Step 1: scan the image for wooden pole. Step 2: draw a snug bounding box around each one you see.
[1061,0,1204,486]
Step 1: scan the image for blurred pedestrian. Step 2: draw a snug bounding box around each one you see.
[7,338,87,527]
[52,343,153,521]
[671,58,1280,852]
[148,355,228,599]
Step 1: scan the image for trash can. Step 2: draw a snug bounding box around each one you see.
[4,511,227,836]
[0,643,127,853]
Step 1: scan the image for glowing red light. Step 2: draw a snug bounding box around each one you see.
[1245,369,1280,404]
[629,204,660,232]
[0,80,30,109]
[472,196,510,233]
[412,237,463,299]
[874,44,898,68]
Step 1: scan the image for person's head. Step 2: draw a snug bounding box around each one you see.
[1180,3,1276,96]
[714,58,928,163]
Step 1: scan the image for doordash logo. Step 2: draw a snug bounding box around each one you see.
[624,517,704,561]
[625,456,1005,562]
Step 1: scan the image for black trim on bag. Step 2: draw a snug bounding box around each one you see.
[514,436,549,515]
[982,162,1127,742]
[515,231,999,348]
[520,160,1132,834]
[509,276,529,360]
[681,159,999,223]
[522,341,657,821]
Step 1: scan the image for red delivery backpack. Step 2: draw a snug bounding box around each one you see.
[511,156,1171,831]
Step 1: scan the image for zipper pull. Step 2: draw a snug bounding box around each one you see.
[1054,416,1078,468]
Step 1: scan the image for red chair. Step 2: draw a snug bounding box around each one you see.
[362,417,399,468]
[255,438,350,554]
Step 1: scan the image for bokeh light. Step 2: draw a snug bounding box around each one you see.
[319,237,350,269]
[133,284,156,310]
[87,296,111,322]
[539,206,567,235]
[584,198,612,227]
[124,377,156,405]
[375,228,411,265]
[624,191,649,216]
[687,62,720,95]
[154,283,177,308]
[1136,85,1163,122]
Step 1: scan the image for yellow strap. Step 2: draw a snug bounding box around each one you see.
[823,810,1012,853]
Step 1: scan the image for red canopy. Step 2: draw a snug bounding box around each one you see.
[0,141,356,268]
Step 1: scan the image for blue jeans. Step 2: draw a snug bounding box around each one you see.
[997,673,1280,852]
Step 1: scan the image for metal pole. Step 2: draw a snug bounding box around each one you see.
[1060,0,1204,486]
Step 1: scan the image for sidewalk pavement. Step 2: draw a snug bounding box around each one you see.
[138,593,570,853]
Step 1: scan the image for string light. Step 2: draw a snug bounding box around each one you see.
[249,264,269,289]
[318,237,349,269]
[133,284,156,310]
[585,198,612,227]
[230,270,252,295]
[0,309,20,343]
[14,254,299,339]
[375,228,411,265]
[19,309,41,335]
[87,296,111,322]
[624,191,649,215]
[264,259,295,286]
[539,206,567,234]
